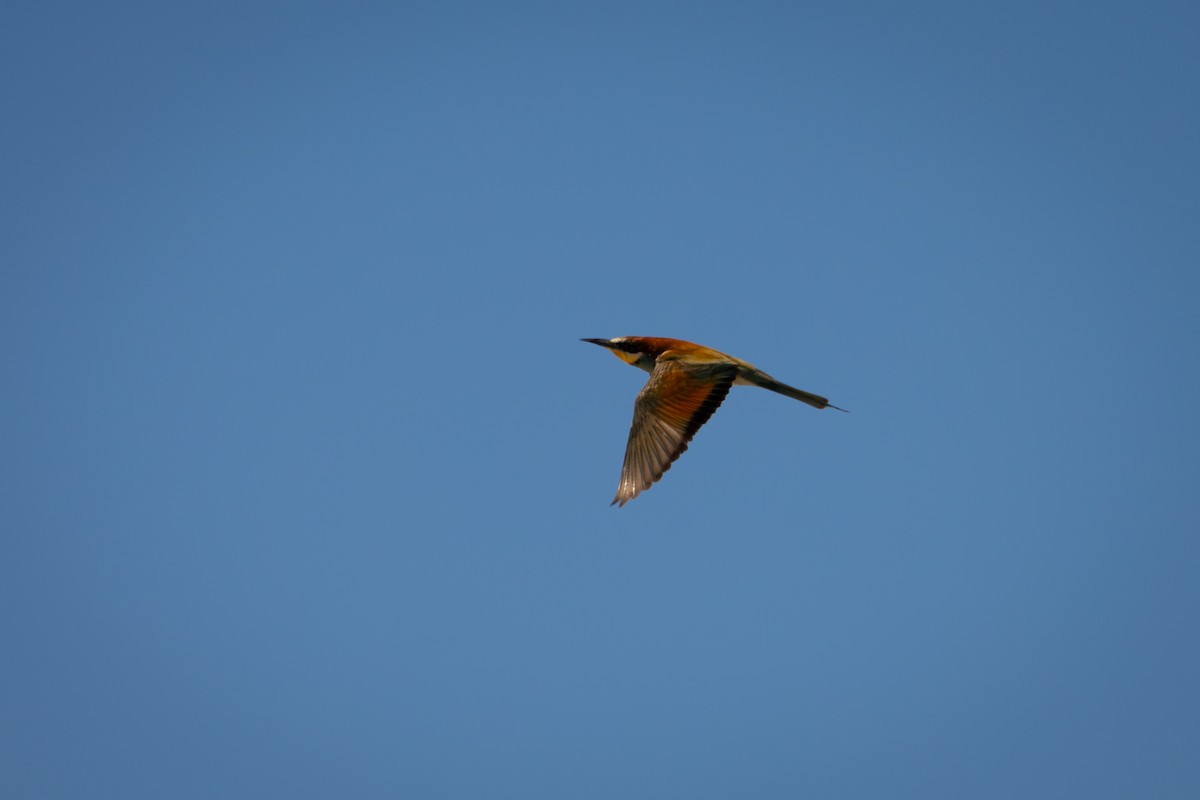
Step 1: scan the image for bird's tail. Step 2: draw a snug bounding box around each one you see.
[743,370,848,412]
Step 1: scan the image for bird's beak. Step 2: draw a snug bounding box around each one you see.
[581,338,615,349]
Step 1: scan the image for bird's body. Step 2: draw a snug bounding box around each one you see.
[582,336,846,506]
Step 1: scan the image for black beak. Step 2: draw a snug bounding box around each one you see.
[580,338,615,349]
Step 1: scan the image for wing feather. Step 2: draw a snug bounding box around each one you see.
[612,358,738,506]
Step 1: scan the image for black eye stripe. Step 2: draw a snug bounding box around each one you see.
[614,340,638,353]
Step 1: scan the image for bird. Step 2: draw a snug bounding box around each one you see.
[582,336,846,507]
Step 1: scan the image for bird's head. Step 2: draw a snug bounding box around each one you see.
[581,337,658,371]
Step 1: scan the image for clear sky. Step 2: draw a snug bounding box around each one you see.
[3,1,1198,797]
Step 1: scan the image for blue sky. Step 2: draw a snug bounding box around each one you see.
[3,1,1198,797]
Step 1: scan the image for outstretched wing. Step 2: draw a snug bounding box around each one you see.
[613,358,738,506]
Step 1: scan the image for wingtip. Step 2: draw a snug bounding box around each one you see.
[611,486,638,507]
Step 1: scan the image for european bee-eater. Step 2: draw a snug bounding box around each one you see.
[583,336,846,507]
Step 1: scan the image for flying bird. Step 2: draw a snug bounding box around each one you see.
[583,336,846,506]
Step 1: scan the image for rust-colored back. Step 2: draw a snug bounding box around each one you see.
[620,337,728,360]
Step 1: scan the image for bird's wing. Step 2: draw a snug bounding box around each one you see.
[613,357,738,506]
